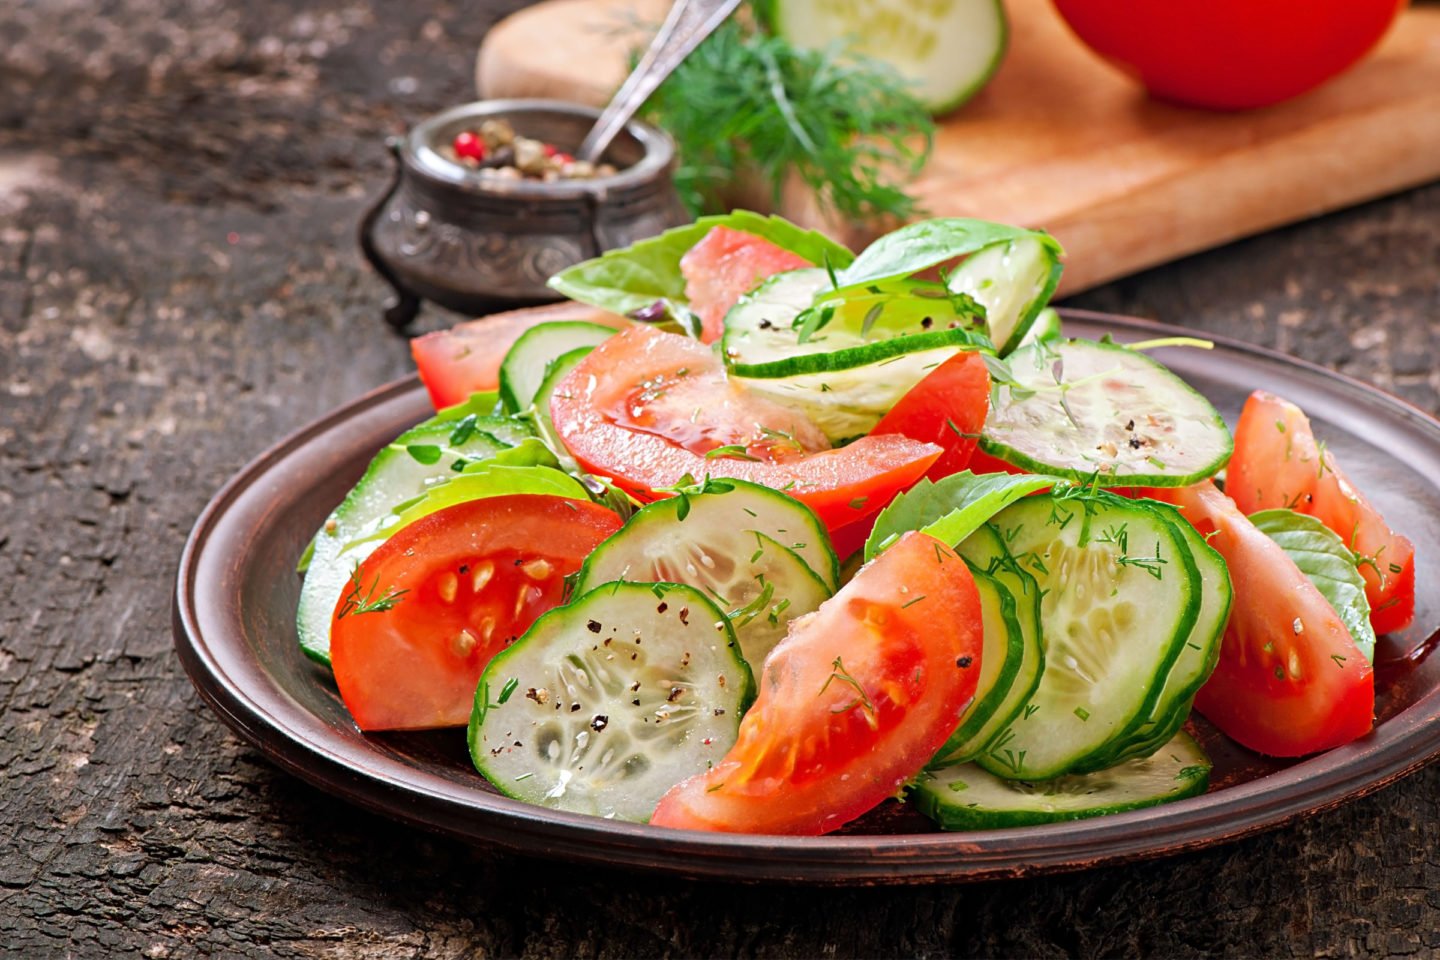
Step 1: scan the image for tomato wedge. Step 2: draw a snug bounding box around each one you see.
[1228,390,1415,634]
[411,303,629,410]
[680,226,813,344]
[870,349,990,481]
[1145,481,1374,756]
[549,326,942,530]
[330,495,622,731]
[650,531,984,834]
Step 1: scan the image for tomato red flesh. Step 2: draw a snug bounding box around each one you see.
[1228,390,1415,634]
[550,326,942,530]
[650,531,985,834]
[1052,0,1406,110]
[1145,481,1374,756]
[411,303,629,410]
[681,226,813,344]
[870,349,989,481]
[330,495,622,731]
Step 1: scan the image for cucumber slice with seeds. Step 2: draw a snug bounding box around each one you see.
[977,492,1201,780]
[499,321,616,414]
[913,729,1211,830]
[945,236,1063,354]
[295,416,526,666]
[1098,504,1231,766]
[738,344,976,442]
[469,581,753,823]
[945,522,1045,763]
[981,339,1232,486]
[722,269,990,379]
[575,479,836,666]
[757,0,1008,115]
[931,564,1025,766]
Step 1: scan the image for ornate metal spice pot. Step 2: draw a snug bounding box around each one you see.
[360,99,689,331]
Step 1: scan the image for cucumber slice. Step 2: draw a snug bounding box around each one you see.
[913,730,1211,830]
[531,345,596,472]
[574,478,836,666]
[946,523,1045,763]
[295,417,522,666]
[469,581,753,823]
[1099,505,1231,765]
[945,236,1063,354]
[931,564,1025,766]
[1016,307,1062,350]
[976,493,1200,780]
[757,0,1008,115]
[737,344,973,442]
[722,269,990,379]
[499,321,616,414]
[981,339,1233,486]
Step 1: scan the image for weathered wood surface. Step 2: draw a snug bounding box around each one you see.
[1,1,1438,957]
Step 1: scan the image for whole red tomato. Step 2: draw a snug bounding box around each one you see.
[1051,0,1408,110]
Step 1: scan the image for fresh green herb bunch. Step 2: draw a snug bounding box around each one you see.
[642,17,934,224]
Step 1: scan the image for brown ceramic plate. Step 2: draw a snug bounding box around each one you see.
[173,310,1440,885]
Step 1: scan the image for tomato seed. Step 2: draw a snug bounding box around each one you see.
[472,561,495,593]
[452,629,478,657]
[437,572,459,604]
[521,558,553,580]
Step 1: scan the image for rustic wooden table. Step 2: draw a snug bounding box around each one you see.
[3,1,1438,956]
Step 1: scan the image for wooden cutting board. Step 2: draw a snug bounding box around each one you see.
[477,0,1440,294]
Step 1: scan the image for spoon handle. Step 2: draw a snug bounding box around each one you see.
[576,0,744,165]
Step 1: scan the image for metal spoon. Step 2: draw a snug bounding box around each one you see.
[575,0,744,165]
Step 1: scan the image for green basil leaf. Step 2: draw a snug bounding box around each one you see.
[546,211,854,319]
[433,390,503,422]
[405,444,443,465]
[835,219,1061,294]
[1249,508,1376,664]
[864,471,1055,562]
[343,455,589,555]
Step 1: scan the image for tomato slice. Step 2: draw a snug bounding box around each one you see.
[1228,390,1415,634]
[650,531,985,834]
[680,226,813,344]
[329,495,622,731]
[1145,481,1374,757]
[870,349,989,481]
[411,303,629,410]
[549,326,942,530]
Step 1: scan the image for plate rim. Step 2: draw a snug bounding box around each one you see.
[173,309,1440,885]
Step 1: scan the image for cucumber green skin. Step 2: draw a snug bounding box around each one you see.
[730,328,991,379]
[912,730,1211,830]
[754,0,1010,116]
[932,564,1025,765]
[999,272,1062,357]
[943,523,1045,764]
[295,422,519,666]
[1095,504,1231,766]
[498,321,616,414]
[979,339,1233,486]
[975,494,1202,780]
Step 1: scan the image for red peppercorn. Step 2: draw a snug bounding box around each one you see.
[453,131,486,162]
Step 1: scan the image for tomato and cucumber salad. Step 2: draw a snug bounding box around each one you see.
[297,212,1420,836]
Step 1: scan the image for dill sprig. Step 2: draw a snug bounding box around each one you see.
[642,18,934,224]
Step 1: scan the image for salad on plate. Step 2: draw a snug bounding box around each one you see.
[294,212,1416,835]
